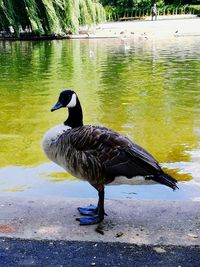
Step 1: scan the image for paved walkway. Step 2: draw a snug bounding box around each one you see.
[0,238,200,266]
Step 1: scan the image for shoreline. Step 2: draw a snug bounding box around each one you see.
[88,15,200,39]
[0,15,199,41]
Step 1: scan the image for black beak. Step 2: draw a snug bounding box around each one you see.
[51,101,64,112]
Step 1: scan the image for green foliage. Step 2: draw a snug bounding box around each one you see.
[95,2,106,23]
[24,0,43,34]
[136,0,165,8]
[0,0,20,35]
[104,5,118,19]
[39,0,62,34]
[100,0,199,20]
[100,0,200,5]
[79,1,88,25]
[79,0,92,25]
[190,4,200,13]
[0,0,106,36]
[86,0,96,23]
[64,0,80,33]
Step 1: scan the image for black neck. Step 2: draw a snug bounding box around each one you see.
[64,98,83,128]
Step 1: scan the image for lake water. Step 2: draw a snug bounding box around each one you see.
[0,36,200,200]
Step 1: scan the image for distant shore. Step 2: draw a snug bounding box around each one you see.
[78,15,199,40]
[0,15,199,41]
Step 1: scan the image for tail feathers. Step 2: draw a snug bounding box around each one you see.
[151,172,178,190]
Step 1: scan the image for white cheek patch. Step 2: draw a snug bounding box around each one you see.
[67,93,77,108]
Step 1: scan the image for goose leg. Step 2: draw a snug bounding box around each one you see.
[76,187,105,225]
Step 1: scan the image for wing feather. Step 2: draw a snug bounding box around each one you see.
[60,125,161,180]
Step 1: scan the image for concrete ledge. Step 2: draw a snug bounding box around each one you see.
[0,196,199,246]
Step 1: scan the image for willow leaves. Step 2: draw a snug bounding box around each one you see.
[0,0,106,36]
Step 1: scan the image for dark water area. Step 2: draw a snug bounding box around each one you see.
[0,37,200,200]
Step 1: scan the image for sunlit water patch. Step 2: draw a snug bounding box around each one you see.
[0,36,200,200]
[0,163,200,201]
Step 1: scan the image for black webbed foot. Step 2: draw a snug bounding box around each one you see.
[76,215,104,225]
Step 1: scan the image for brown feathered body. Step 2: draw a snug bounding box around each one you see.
[43,123,177,189]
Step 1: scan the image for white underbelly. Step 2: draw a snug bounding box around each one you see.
[111,176,156,185]
[42,123,71,148]
[42,123,72,168]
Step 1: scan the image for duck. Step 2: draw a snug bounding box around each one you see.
[42,90,178,225]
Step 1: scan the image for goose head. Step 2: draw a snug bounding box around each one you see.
[51,90,83,128]
[51,90,77,112]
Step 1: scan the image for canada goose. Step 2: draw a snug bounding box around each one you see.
[42,90,178,225]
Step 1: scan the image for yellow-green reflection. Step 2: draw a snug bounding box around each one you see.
[41,172,78,182]
[0,38,200,184]
[2,185,27,193]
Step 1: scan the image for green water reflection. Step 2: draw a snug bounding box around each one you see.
[0,37,200,187]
